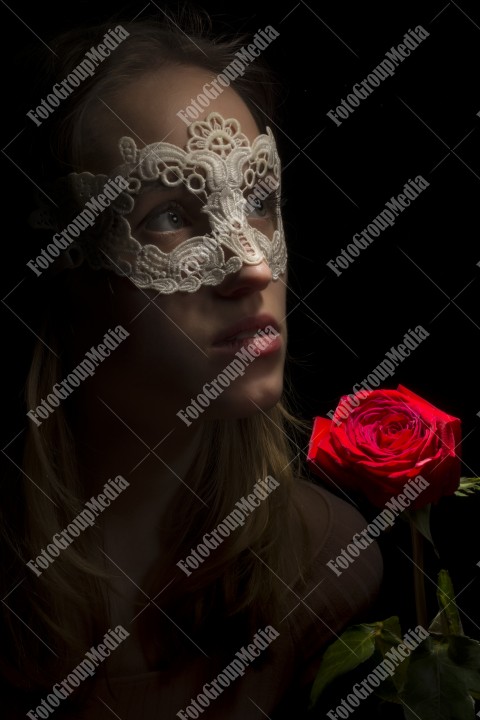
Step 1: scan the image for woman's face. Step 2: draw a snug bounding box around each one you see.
[69,65,287,427]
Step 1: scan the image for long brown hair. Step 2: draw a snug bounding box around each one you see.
[1,10,313,713]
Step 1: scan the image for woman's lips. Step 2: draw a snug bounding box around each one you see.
[212,313,280,346]
[211,326,282,357]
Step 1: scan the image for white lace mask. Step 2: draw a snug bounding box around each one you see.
[32,113,287,294]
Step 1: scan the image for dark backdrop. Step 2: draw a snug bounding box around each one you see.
[1,0,479,715]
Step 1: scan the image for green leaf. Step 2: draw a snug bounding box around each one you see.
[401,638,476,720]
[309,624,377,707]
[428,611,450,636]
[375,681,404,704]
[455,477,480,497]
[436,569,463,636]
[404,505,434,545]
[373,616,403,650]
[373,616,409,692]
[448,635,480,695]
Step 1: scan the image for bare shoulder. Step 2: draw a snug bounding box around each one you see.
[292,478,383,567]
[286,479,383,684]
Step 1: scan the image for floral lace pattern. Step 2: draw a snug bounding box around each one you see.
[31,113,287,294]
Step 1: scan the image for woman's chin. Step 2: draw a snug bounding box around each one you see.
[213,380,284,419]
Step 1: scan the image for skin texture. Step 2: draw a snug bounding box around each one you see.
[71,65,287,441]
[62,66,288,673]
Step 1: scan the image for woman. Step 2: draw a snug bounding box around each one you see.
[2,12,382,719]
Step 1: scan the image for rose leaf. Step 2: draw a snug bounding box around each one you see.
[309,623,378,708]
[435,569,463,636]
[400,638,476,720]
[404,505,434,546]
[447,635,480,697]
[455,477,480,497]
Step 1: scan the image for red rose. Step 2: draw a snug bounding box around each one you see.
[307,385,461,509]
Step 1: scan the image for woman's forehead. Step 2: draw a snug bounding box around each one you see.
[81,65,262,172]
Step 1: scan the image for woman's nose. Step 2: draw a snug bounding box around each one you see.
[213,257,274,298]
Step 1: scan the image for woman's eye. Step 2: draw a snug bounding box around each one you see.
[144,205,188,232]
[246,199,268,218]
[244,190,281,220]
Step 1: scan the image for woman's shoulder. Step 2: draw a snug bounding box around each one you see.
[292,478,382,567]
[286,478,383,685]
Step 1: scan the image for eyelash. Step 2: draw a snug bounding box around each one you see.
[246,189,283,215]
[140,189,285,233]
[142,201,190,233]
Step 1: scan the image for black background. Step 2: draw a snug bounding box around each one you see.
[1,0,480,716]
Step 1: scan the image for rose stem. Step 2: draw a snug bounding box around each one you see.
[410,522,428,628]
